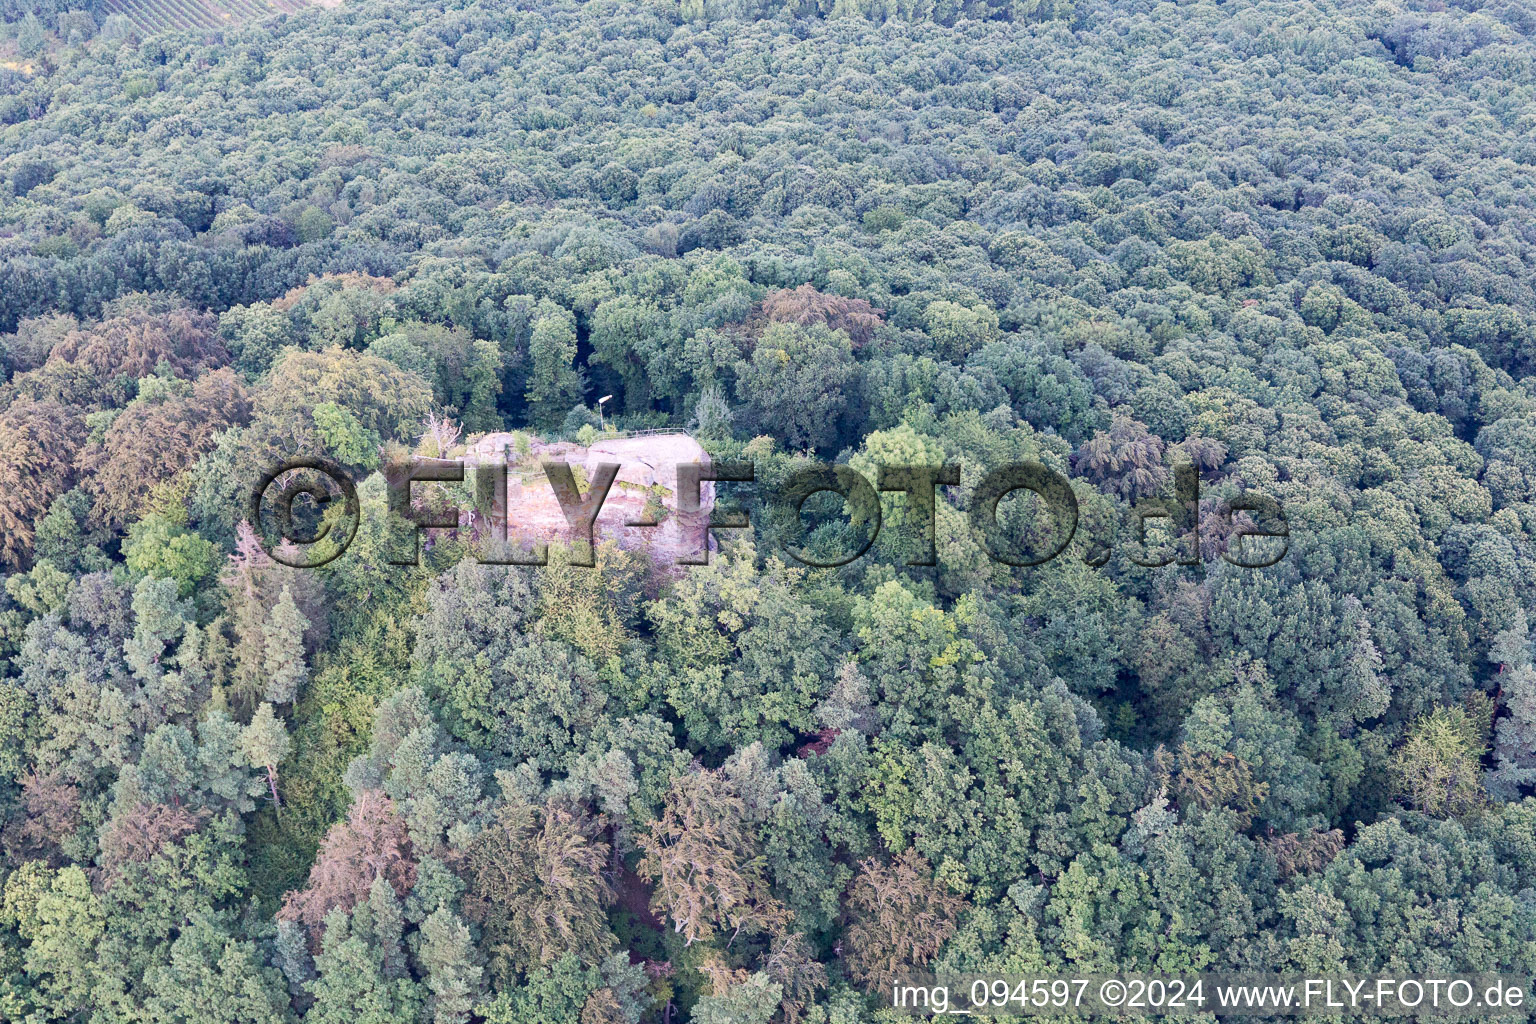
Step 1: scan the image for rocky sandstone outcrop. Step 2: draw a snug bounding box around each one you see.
[459,431,715,565]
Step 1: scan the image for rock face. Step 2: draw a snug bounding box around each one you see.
[460,431,715,566]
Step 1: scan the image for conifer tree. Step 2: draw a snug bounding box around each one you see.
[365,874,407,980]
[275,919,316,1002]
[843,850,965,991]
[305,908,426,1024]
[264,586,310,705]
[1492,613,1536,793]
[419,907,482,1024]
[1340,597,1389,723]
[637,768,790,946]
[240,703,292,811]
[279,791,417,940]
[142,912,295,1024]
[461,798,615,983]
[1392,705,1488,818]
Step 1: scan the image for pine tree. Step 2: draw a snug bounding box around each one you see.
[263,586,310,705]
[1491,611,1532,670]
[305,909,426,1024]
[16,15,44,61]
[223,523,325,713]
[687,383,735,440]
[366,874,407,980]
[156,617,210,720]
[1495,665,1536,770]
[418,908,482,1024]
[124,576,187,683]
[240,703,292,811]
[274,919,315,1001]
[815,660,873,734]
[1340,597,1389,723]
[142,912,295,1024]
[224,522,274,707]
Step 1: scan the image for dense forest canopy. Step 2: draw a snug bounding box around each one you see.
[2,0,1536,1019]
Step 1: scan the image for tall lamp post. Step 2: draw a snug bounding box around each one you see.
[598,394,612,431]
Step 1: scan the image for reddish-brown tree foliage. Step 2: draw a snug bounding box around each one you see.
[843,849,965,991]
[1178,435,1228,472]
[278,789,416,942]
[1071,413,1171,502]
[45,305,228,384]
[1,771,81,866]
[79,368,252,528]
[0,396,84,568]
[753,284,884,348]
[97,802,205,876]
